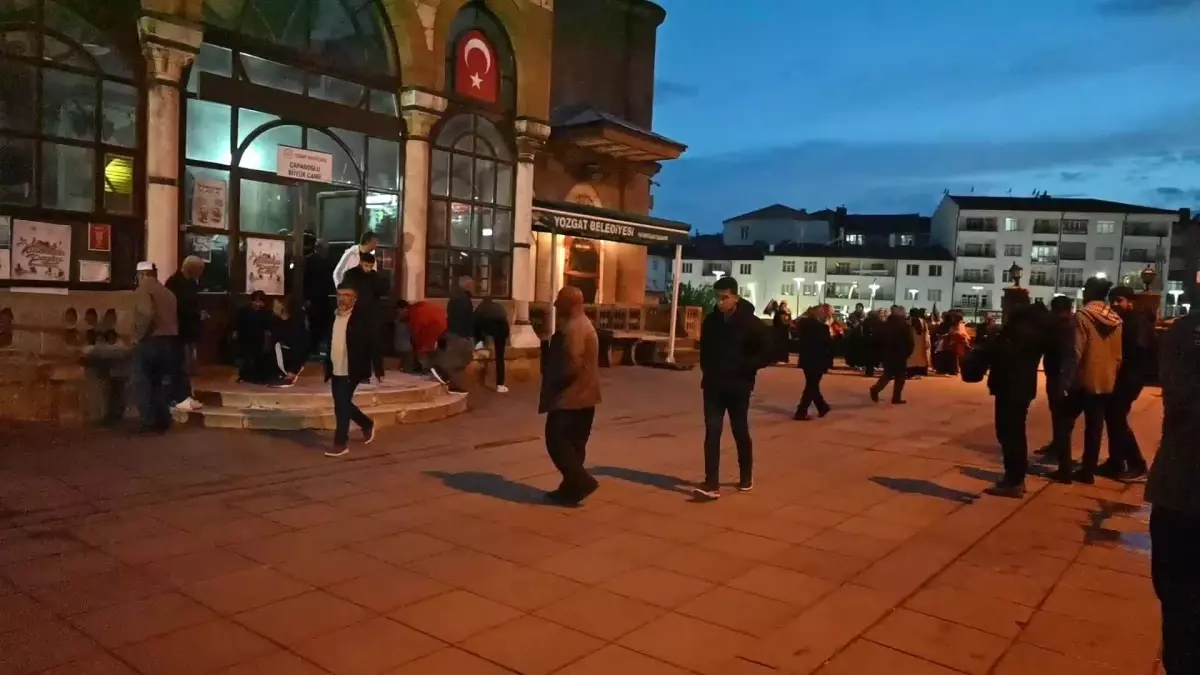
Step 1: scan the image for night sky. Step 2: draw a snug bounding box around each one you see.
[649,0,1200,232]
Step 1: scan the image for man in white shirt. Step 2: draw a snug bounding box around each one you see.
[324,282,378,457]
[332,231,379,287]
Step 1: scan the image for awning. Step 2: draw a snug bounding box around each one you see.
[551,107,687,163]
[533,199,691,246]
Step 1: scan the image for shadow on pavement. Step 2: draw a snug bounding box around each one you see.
[870,476,978,504]
[958,466,1004,483]
[253,429,329,450]
[424,470,550,505]
[592,466,694,495]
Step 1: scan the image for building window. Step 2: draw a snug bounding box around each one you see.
[739,263,751,275]
[905,264,919,276]
[782,260,795,273]
[803,283,816,296]
[1031,244,1058,264]
[1061,219,1088,235]
[780,283,795,295]
[928,264,943,277]
[682,262,693,274]
[898,234,914,246]
[927,289,942,302]
[427,114,515,297]
[1058,267,1084,288]
[1095,220,1115,234]
[1029,270,1051,286]
[845,233,864,245]
[1003,244,1022,257]
[1004,217,1020,231]
[1095,246,1114,261]
[803,261,818,273]
[740,225,749,241]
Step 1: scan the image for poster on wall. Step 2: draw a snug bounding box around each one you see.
[78,260,111,283]
[87,223,111,252]
[0,248,10,280]
[245,237,284,295]
[12,219,71,282]
[190,178,228,229]
[0,215,10,247]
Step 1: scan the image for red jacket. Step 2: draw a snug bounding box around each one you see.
[408,301,447,355]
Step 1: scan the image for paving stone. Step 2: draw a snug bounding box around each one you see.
[866,608,1010,675]
[618,612,756,675]
[391,590,523,643]
[461,615,603,675]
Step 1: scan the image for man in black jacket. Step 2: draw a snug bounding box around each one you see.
[983,298,1048,498]
[1101,286,1152,481]
[794,304,833,420]
[861,309,883,377]
[340,252,388,383]
[869,305,915,404]
[695,277,770,500]
[1036,295,1076,460]
[324,282,379,458]
[165,256,205,411]
[432,274,475,393]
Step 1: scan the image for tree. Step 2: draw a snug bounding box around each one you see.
[678,282,716,309]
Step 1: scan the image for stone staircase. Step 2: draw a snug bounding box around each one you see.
[173,373,467,430]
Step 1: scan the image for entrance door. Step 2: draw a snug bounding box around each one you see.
[292,182,362,305]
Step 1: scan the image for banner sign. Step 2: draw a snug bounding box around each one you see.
[277,146,333,183]
[533,209,689,246]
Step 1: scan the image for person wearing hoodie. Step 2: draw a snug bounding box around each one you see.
[793,304,833,420]
[869,305,916,404]
[983,297,1049,498]
[1050,276,1123,484]
[1101,286,1153,481]
[1147,310,1200,674]
[695,276,770,500]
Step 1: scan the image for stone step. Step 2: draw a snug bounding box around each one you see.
[192,375,445,411]
[173,392,469,430]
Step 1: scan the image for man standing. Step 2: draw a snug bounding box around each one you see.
[332,231,378,287]
[324,282,378,458]
[1147,310,1200,674]
[983,297,1047,498]
[131,262,179,434]
[869,305,915,404]
[341,252,388,383]
[1049,276,1123,484]
[304,238,335,356]
[539,286,601,505]
[861,307,883,377]
[432,274,475,393]
[474,297,510,393]
[695,276,769,500]
[794,304,833,420]
[1036,295,1075,459]
[165,256,205,412]
[1101,286,1152,481]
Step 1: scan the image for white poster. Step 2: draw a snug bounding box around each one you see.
[78,260,111,283]
[245,237,284,295]
[12,219,70,282]
[190,178,227,229]
[0,215,11,247]
[0,248,10,280]
[276,146,332,182]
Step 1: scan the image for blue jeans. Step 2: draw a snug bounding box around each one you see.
[133,337,179,429]
[331,376,372,447]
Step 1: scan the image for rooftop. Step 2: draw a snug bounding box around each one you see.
[947,195,1179,216]
[724,204,829,223]
[652,238,954,262]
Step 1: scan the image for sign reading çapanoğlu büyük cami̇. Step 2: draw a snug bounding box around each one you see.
[533,210,688,246]
[276,146,333,183]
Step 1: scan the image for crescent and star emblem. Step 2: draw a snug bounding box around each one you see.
[463,36,492,90]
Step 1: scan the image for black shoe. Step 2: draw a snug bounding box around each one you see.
[1072,470,1095,485]
[737,478,754,492]
[1119,468,1148,484]
[1095,462,1124,480]
[362,423,376,444]
[1047,468,1073,484]
[692,484,721,501]
[1034,445,1056,457]
[429,367,449,386]
[985,481,1027,499]
[793,410,811,421]
[869,390,880,403]
[817,406,831,418]
[892,399,907,405]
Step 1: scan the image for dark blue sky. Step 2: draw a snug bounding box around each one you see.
[649,0,1200,232]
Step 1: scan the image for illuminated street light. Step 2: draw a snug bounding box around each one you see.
[814,279,826,302]
[793,277,805,308]
[1169,289,1184,317]
[971,285,984,323]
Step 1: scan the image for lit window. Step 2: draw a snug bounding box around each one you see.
[845,233,864,245]
[1095,221,1115,234]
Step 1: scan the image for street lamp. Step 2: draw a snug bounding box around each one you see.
[1182,302,1192,315]
[971,285,984,323]
[793,277,805,309]
[711,270,725,281]
[814,280,826,302]
[868,281,880,309]
[1008,262,1023,287]
[1094,271,1107,279]
[907,288,919,303]
[1169,289,1184,316]
[1140,264,1157,292]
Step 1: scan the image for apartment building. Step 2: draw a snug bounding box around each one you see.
[932,195,1181,312]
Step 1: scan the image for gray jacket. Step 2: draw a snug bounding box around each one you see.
[133,277,179,341]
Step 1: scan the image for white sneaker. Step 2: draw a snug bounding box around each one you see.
[475,341,485,350]
[496,385,509,393]
[174,397,203,412]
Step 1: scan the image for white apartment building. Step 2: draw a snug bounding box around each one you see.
[721,204,836,247]
[932,195,1180,311]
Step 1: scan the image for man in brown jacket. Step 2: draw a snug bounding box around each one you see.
[1050,276,1123,484]
[539,286,601,505]
[132,261,180,434]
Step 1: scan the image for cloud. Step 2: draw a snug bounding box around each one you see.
[1096,0,1200,14]
[1060,171,1090,182]
[655,79,700,102]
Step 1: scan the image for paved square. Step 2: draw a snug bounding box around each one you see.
[0,365,1161,674]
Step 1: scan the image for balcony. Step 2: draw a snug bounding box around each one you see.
[1028,277,1055,287]
[955,273,995,284]
[827,292,895,302]
[1124,224,1169,237]
[959,221,997,232]
[1033,223,1059,235]
[1030,255,1058,265]
[1122,251,1162,263]
[1059,251,1087,261]
[956,246,995,258]
[1061,225,1088,236]
[826,266,896,277]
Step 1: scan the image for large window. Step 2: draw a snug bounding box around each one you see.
[0,0,141,286]
[427,114,515,297]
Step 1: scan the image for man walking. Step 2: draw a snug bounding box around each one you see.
[1100,285,1152,481]
[1049,276,1123,484]
[539,286,601,506]
[983,296,1047,498]
[341,252,388,383]
[165,255,205,412]
[474,297,511,393]
[1147,309,1200,674]
[131,262,180,434]
[431,274,475,393]
[869,305,915,404]
[324,282,378,458]
[695,276,770,500]
[794,304,833,420]
[332,231,378,287]
[1036,295,1075,459]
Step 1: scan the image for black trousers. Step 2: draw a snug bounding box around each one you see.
[1057,391,1108,473]
[545,408,597,497]
[870,367,906,401]
[330,376,372,447]
[1151,506,1200,674]
[486,329,509,387]
[1043,376,1070,454]
[1105,384,1146,471]
[796,367,829,416]
[993,395,1031,483]
[702,389,753,486]
[132,336,181,429]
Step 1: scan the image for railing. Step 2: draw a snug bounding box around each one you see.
[827,268,896,277]
[1028,278,1055,287]
[1122,252,1162,263]
[1030,255,1058,265]
[1060,252,1087,261]
[957,247,996,258]
[531,303,703,340]
[1033,224,1059,235]
[959,222,998,232]
[1061,225,1088,236]
[955,274,995,284]
[827,293,895,302]
[1124,225,1169,237]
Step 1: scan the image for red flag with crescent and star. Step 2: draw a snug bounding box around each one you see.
[454,29,498,103]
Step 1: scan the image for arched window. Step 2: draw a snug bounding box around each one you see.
[0,0,139,216]
[427,114,515,297]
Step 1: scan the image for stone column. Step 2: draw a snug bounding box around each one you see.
[138,15,201,275]
[399,91,446,302]
[511,118,551,349]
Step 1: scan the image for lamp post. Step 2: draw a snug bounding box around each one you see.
[793,277,805,311]
[1140,263,1157,292]
[1183,303,1192,315]
[1169,289,1184,317]
[815,280,826,303]
[907,288,918,304]
[1094,271,1107,280]
[868,281,880,310]
[711,270,725,281]
[971,285,984,323]
[1008,261,1023,287]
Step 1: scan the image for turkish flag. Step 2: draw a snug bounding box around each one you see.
[454,30,498,104]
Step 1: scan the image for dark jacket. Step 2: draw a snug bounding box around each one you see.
[341,266,387,321]
[795,316,833,372]
[699,298,770,394]
[272,314,309,359]
[324,308,378,383]
[1041,313,1075,388]
[233,306,271,355]
[1146,312,1200,516]
[1114,308,1154,391]
[878,315,916,371]
[165,272,202,343]
[447,287,474,339]
[986,305,1048,402]
[474,298,509,343]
